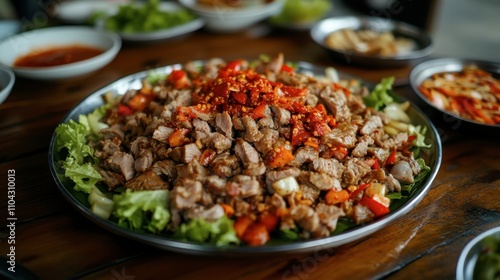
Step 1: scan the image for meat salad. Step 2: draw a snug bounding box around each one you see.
[55,54,431,246]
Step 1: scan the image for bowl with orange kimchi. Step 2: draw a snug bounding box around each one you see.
[410,58,500,128]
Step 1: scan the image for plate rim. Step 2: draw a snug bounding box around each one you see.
[48,61,443,255]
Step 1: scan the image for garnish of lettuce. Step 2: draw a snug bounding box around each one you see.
[55,106,108,193]
[113,189,170,233]
[363,76,395,111]
[175,216,240,246]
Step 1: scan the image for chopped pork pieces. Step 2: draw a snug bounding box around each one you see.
[91,54,424,245]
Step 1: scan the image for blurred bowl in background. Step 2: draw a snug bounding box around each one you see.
[179,0,284,32]
[0,20,21,41]
[0,26,121,80]
[457,226,500,280]
[269,0,332,31]
[409,58,500,128]
[0,65,15,105]
[311,16,433,67]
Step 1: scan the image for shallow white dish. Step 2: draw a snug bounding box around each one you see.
[0,26,121,80]
[178,0,284,32]
[0,65,15,105]
[55,0,126,24]
[95,2,205,42]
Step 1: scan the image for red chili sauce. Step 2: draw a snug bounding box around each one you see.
[13,45,104,67]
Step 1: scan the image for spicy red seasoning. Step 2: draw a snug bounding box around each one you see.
[181,62,344,148]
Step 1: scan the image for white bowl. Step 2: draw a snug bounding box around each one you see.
[0,26,121,80]
[0,20,21,41]
[0,65,15,105]
[178,0,284,32]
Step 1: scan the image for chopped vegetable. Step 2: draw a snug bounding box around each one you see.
[113,189,170,233]
[176,216,240,246]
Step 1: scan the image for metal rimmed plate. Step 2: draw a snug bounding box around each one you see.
[48,61,442,255]
[310,16,433,67]
[409,58,500,129]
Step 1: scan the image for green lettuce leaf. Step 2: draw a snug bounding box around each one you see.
[175,215,240,246]
[363,77,395,111]
[113,189,170,233]
[55,114,102,193]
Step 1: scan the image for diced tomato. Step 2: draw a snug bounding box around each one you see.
[241,222,270,246]
[281,85,307,97]
[358,196,390,217]
[385,149,397,166]
[220,203,235,218]
[251,103,267,119]
[259,213,279,232]
[167,69,189,89]
[168,128,190,147]
[231,92,247,105]
[280,64,294,73]
[128,94,150,112]
[325,189,349,205]
[329,145,348,160]
[224,60,244,71]
[350,182,371,199]
[266,146,295,168]
[199,148,217,166]
[117,104,133,116]
[233,215,254,238]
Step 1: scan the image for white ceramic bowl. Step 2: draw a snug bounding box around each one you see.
[0,65,15,105]
[0,26,121,80]
[178,0,284,32]
[0,20,21,41]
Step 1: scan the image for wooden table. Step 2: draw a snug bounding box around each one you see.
[1,25,499,280]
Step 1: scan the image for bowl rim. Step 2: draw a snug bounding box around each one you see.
[0,65,15,104]
[456,226,500,280]
[409,57,500,128]
[310,15,434,62]
[0,25,122,73]
[178,0,284,17]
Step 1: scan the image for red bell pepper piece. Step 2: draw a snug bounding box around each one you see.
[358,196,390,217]
[350,182,371,199]
[385,149,397,166]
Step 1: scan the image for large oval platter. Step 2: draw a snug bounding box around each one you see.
[48,61,442,255]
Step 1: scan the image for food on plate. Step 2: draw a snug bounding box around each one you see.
[325,28,415,56]
[54,54,431,246]
[197,0,272,8]
[99,0,197,34]
[14,45,104,68]
[270,0,331,25]
[418,65,500,125]
[473,234,500,279]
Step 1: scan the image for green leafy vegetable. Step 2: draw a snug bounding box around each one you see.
[270,0,332,24]
[113,189,170,233]
[102,0,197,34]
[175,216,240,246]
[363,77,395,111]
[55,114,102,193]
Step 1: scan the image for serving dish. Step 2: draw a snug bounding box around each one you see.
[48,61,442,255]
[310,16,433,67]
[178,0,284,32]
[457,226,500,280]
[0,20,21,42]
[409,58,500,128]
[54,0,126,24]
[0,26,121,80]
[0,65,15,105]
[94,2,205,43]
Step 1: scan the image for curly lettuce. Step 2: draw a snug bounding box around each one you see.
[175,216,240,246]
[113,189,170,233]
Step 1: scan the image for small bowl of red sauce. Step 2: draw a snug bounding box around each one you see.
[0,26,121,80]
